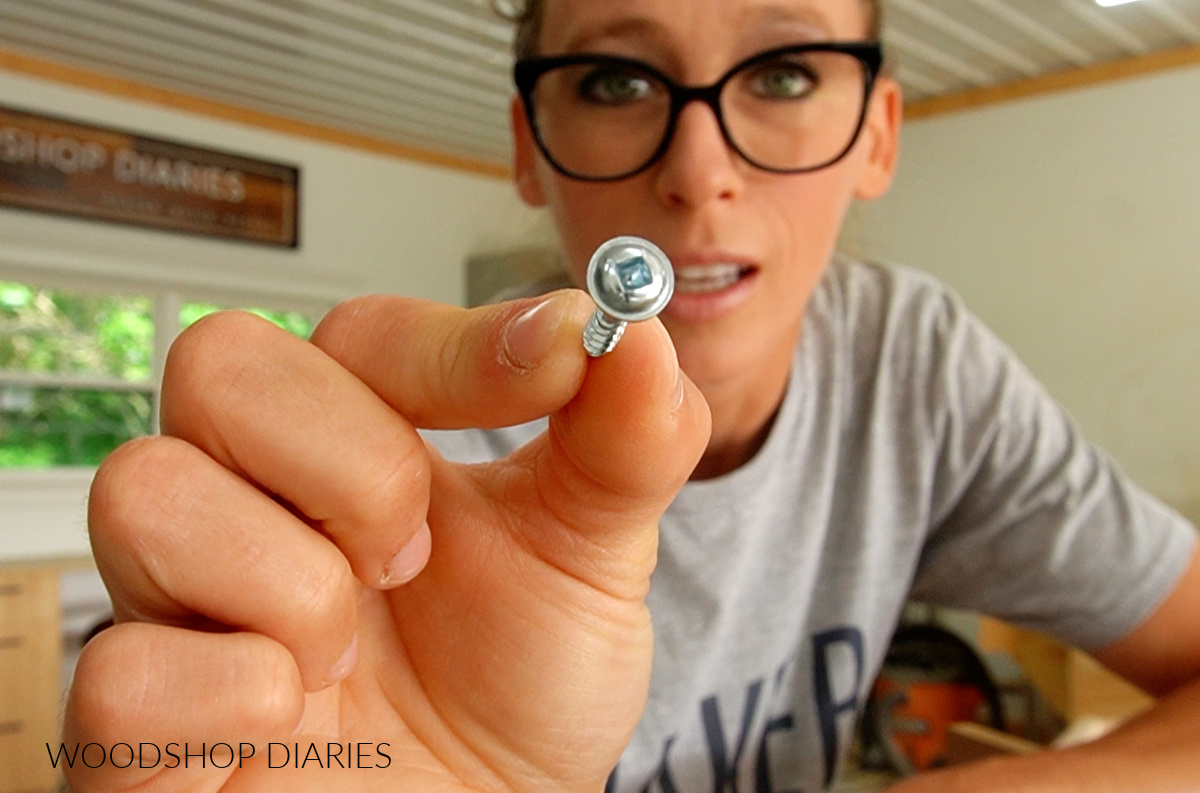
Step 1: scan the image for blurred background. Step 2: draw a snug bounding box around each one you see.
[1,1,1198,791]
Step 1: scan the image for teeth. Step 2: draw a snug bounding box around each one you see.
[674,264,746,294]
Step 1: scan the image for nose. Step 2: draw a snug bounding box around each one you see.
[652,100,743,209]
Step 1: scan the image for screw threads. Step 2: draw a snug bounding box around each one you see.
[582,311,627,357]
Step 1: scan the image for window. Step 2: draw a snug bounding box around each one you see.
[0,281,154,468]
[179,301,314,337]
[0,276,324,470]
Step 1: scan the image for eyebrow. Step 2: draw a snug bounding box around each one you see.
[741,4,836,40]
[559,16,674,56]
[558,4,838,57]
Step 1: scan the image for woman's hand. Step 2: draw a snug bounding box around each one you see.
[66,290,710,793]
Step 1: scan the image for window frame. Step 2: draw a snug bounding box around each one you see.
[0,264,332,478]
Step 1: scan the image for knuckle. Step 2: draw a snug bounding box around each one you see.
[310,295,400,359]
[239,634,304,725]
[286,552,356,633]
[436,312,471,389]
[89,437,196,548]
[168,309,261,372]
[426,300,508,422]
[350,434,432,529]
[163,310,286,406]
[68,623,156,740]
[309,296,365,348]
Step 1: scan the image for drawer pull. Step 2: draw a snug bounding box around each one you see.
[0,719,22,735]
[0,583,23,597]
[0,635,23,650]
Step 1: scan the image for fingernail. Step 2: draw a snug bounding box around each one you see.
[673,367,686,411]
[325,634,358,686]
[381,522,432,588]
[503,294,567,371]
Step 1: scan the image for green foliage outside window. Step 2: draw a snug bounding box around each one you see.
[179,302,314,338]
[1,281,155,469]
[0,281,318,470]
[0,282,153,380]
[0,388,154,468]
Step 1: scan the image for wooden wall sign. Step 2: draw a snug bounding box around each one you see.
[0,104,299,247]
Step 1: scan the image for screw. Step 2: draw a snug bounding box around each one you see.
[582,236,674,357]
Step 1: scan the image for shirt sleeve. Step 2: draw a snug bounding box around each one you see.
[905,280,1197,651]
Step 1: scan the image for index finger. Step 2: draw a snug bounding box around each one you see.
[310,290,596,430]
[313,288,711,563]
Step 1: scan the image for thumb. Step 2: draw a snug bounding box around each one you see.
[489,314,712,598]
[397,310,709,793]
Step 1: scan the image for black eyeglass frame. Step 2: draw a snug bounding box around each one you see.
[513,40,884,182]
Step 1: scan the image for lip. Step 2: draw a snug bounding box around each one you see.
[662,250,760,323]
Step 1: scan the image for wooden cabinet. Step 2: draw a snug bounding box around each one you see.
[978,617,1154,724]
[0,566,62,793]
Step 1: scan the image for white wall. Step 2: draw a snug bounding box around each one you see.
[14,60,1199,562]
[0,69,532,303]
[844,64,1200,526]
[0,67,542,561]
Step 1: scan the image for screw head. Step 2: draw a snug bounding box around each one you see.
[585,236,674,322]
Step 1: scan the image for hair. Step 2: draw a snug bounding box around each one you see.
[496,0,883,60]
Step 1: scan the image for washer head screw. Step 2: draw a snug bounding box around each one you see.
[582,236,674,357]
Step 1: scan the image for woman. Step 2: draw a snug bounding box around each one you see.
[68,1,1200,791]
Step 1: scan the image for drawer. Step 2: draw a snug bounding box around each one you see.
[0,567,62,793]
[0,569,58,633]
[0,719,59,793]
[0,633,44,714]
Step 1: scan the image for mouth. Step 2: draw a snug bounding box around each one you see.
[673,263,757,295]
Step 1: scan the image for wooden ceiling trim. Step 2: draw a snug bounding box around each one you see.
[0,47,512,180]
[905,40,1200,120]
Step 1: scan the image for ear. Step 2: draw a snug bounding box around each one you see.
[511,95,548,207]
[854,76,902,201]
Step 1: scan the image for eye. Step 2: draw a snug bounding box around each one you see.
[577,66,656,105]
[745,60,819,100]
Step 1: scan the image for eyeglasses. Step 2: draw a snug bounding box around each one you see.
[514,41,883,182]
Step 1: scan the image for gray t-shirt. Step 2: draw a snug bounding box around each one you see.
[423,256,1196,793]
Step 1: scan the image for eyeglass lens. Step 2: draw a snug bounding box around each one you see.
[528,50,871,179]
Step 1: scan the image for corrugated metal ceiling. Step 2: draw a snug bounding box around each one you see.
[0,0,1197,170]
